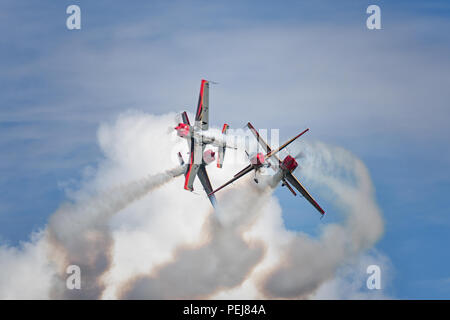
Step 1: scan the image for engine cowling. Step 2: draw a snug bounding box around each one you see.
[281,155,298,172]
[250,152,265,167]
[175,123,190,137]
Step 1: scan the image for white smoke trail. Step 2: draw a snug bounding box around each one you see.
[119,176,272,299]
[256,141,384,298]
[117,137,386,299]
[0,112,387,299]
[47,165,186,299]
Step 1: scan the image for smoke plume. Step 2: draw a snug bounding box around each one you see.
[120,177,270,299]
[0,112,387,299]
[249,142,384,299]
[47,165,185,299]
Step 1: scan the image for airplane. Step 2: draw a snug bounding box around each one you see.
[208,122,325,216]
[174,79,231,207]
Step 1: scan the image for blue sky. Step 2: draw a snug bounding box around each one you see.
[1,0,449,298]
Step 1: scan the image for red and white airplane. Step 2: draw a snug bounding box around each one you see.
[208,122,325,216]
[175,79,230,207]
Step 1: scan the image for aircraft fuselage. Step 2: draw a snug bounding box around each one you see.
[175,123,221,165]
[175,123,222,147]
[266,155,299,187]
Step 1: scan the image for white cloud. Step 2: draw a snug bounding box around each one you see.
[0,231,53,299]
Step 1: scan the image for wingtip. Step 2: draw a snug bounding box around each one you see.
[222,123,229,133]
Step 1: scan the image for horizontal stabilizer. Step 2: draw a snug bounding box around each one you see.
[182,111,190,125]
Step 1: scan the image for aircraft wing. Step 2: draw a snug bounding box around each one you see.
[233,164,252,177]
[195,79,209,131]
[247,122,282,165]
[208,165,255,196]
[184,137,200,191]
[266,128,309,159]
[247,122,272,154]
[285,172,325,215]
[184,163,200,191]
[197,165,217,207]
